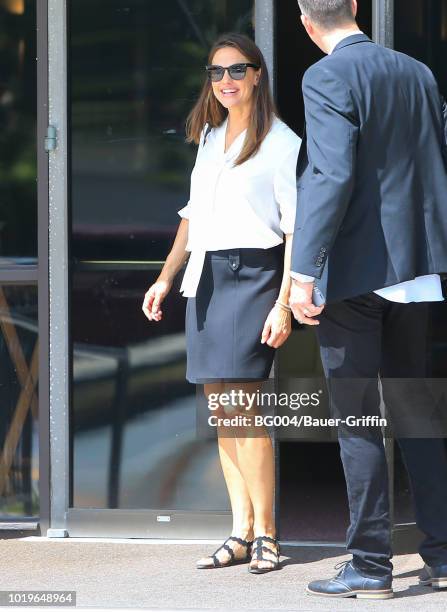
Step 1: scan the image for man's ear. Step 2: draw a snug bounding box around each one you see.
[300,14,313,37]
[352,0,358,18]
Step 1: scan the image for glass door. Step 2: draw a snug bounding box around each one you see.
[67,0,258,538]
[0,0,48,531]
[275,0,373,543]
[391,0,447,548]
[275,0,447,549]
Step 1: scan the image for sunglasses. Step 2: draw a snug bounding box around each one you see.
[205,62,260,82]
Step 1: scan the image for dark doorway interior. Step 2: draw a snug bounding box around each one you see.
[275,0,373,137]
[279,442,349,542]
[274,0,372,542]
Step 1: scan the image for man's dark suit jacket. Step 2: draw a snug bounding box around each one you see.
[291,33,447,304]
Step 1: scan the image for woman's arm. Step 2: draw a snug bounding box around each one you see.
[142,218,189,322]
[277,233,293,304]
[157,218,190,284]
[260,234,293,348]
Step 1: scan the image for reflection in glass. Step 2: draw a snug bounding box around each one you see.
[71,270,229,511]
[69,1,255,514]
[69,0,255,262]
[0,284,39,517]
[275,0,372,136]
[394,0,447,96]
[0,0,37,264]
[393,441,415,524]
[275,0,370,542]
[393,0,447,525]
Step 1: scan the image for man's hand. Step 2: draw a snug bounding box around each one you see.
[289,279,324,326]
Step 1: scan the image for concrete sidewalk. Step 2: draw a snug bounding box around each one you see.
[0,536,447,611]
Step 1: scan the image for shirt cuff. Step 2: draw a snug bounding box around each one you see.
[279,216,295,235]
[290,271,315,283]
[177,202,191,219]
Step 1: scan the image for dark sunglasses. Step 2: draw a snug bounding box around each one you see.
[205,62,260,82]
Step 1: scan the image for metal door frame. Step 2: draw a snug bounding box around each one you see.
[372,0,425,554]
[46,0,70,538]
[37,0,51,538]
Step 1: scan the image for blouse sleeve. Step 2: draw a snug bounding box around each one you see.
[177,201,191,219]
[273,138,302,234]
[177,124,209,221]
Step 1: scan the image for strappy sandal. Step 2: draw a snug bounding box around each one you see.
[249,535,281,574]
[196,536,253,569]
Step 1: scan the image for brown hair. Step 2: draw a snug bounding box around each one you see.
[185,33,277,166]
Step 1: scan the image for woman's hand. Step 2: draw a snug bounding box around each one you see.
[142,278,172,322]
[142,218,188,322]
[260,305,292,348]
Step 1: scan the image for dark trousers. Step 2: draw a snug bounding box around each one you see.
[316,292,447,578]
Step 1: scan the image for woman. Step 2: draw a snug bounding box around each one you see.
[142,33,301,573]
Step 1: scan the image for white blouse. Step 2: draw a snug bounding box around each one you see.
[177,115,302,297]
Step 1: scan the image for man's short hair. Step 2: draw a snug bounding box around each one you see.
[298,0,355,30]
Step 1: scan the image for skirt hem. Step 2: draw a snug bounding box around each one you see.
[187,375,272,384]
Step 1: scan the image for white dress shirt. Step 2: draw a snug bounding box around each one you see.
[290,270,444,303]
[177,115,302,297]
[290,34,444,304]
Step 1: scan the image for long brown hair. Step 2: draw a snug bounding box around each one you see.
[185,33,277,166]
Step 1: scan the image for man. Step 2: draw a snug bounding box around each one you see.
[289,0,447,600]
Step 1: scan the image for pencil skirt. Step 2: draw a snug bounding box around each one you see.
[185,244,284,384]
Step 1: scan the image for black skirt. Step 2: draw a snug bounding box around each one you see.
[185,244,284,383]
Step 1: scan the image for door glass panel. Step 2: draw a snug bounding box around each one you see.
[276,0,372,136]
[0,0,37,265]
[0,284,39,518]
[275,1,401,542]
[70,0,255,262]
[395,0,447,96]
[393,0,447,525]
[69,1,254,511]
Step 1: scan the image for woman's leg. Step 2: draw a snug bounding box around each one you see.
[196,382,254,566]
[224,381,279,570]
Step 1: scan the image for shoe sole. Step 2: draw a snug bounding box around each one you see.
[419,578,447,589]
[196,558,250,569]
[306,586,394,599]
[248,564,280,574]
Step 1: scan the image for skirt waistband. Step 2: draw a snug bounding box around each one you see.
[206,244,284,258]
[205,244,284,273]
[180,244,284,297]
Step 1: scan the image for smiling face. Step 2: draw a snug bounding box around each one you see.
[209,46,260,112]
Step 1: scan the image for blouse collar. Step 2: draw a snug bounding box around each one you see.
[217,116,248,159]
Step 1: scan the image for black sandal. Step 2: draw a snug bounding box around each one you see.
[249,535,281,574]
[196,536,253,569]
